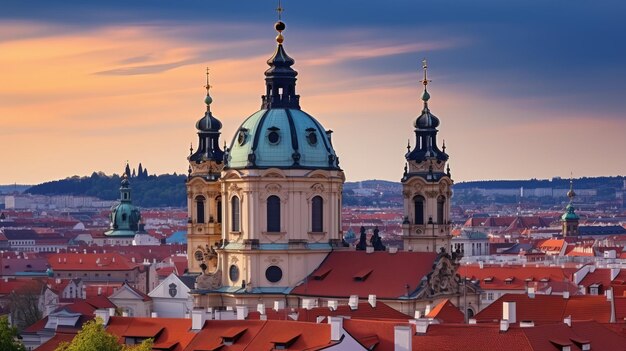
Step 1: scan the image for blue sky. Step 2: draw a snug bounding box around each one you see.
[1,1,625,183]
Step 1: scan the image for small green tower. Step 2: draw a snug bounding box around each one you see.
[561,178,579,237]
[104,165,142,237]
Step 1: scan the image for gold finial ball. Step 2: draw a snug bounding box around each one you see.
[276,33,284,44]
[567,189,576,199]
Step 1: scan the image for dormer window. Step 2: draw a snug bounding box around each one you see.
[305,128,318,146]
[237,128,249,146]
[267,126,281,145]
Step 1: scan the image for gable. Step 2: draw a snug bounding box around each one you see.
[148,273,191,299]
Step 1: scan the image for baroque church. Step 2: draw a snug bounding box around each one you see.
[185,13,479,315]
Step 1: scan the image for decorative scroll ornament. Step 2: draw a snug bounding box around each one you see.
[423,248,463,297]
[195,244,223,290]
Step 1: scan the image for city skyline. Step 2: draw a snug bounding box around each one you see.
[1,1,625,185]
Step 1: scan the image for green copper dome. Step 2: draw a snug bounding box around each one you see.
[226,108,339,170]
[561,203,579,221]
[105,174,141,237]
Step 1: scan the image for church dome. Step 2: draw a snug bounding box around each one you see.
[196,111,222,132]
[414,109,440,129]
[227,108,338,169]
[224,20,339,171]
[105,173,141,237]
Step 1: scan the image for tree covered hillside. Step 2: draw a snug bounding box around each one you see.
[26,172,186,208]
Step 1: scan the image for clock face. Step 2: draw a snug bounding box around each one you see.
[194,250,204,262]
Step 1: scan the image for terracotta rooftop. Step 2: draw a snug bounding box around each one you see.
[426,299,466,323]
[48,253,140,271]
[475,293,612,324]
[291,251,438,299]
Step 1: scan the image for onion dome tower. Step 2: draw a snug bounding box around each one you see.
[401,60,453,253]
[187,69,226,274]
[561,177,580,237]
[212,6,345,295]
[105,165,141,238]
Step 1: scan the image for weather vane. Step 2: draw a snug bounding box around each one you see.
[276,0,284,20]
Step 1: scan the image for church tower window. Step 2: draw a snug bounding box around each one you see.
[267,195,281,232]
[216,196,222,224]
[195,196,206,224]
[312,196,323,232]
[414,195,425,225]
[231,196,240,232]
[437,195,446,225]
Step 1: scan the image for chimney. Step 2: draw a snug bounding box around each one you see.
[479,261,484,269]
[151,312,158,318]
[527,287,535,298]
[389,247,398,254]
[273,300,285,312]
[368,294,377,308]
[394,325,412,351]
[191,308,206,330]
[414,311,421,319]
[348,295,359,310]
[414,319,429,334]
[316,316,325,324]
[500,320,510,332]
[519,320,535,328]
[236,306,248,320]
[327,300,338,311]
[563,315,572,327]
[122,311,129,317]
[606,289,614,301]
[424,304,431,316]
[469,318,477,324]
[502,302,517,324]
[94,309,111,326]
[366,247,374,254]
[257,303,265,315]
[563,291,570,299]
[112,257,115,263]
[97,287,102,296]
[132,257,136,263]
[108,308,116,316]
[328,316,343,341]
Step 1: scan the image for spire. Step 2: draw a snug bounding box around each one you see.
[261,1,300,110]
[567,174,576,203]
[120,165,131,203]
[421,58,431,109]
[189,68,224,164]
[204,67,213,112]
[406,59,448,168]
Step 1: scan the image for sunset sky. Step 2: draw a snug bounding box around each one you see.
[1,1,625,185]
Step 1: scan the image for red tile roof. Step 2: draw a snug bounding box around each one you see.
[475,294,612,324]
[247,301,411,322]
[459,265,576,291]
[426,299,466,323]
[48,253,139,271]
[291,251,438,299]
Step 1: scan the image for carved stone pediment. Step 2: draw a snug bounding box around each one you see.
[265,183,282,194]
[422,249,463,298]
[195,268,222,290]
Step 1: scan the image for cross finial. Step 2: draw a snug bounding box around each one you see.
[407,139,411,152]
[421,58,431,86]
[442,139,446,153]
[204,67,211,93]
[276,0,283,20]
[189,142,193,156]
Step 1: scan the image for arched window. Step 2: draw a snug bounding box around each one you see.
[267,195,281,232]
[216,197,222,224]
[195,196,206,224]
[312,196,323,232]
[231,196,240,232]
[122,213,127,222]
[437,196,446,225]
[413,195,425,225]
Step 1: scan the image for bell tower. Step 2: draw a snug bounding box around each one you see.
[401,60,453,253]
[186,69,226,274]
[561,178,580,237]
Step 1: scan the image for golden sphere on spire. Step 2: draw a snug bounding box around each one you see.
[276,33,284,44]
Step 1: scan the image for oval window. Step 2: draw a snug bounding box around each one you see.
[268,131,280,144]
[306,129,318,146]
[229,265,240,282]
[265,265,283,283]
[237,129,248,146]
